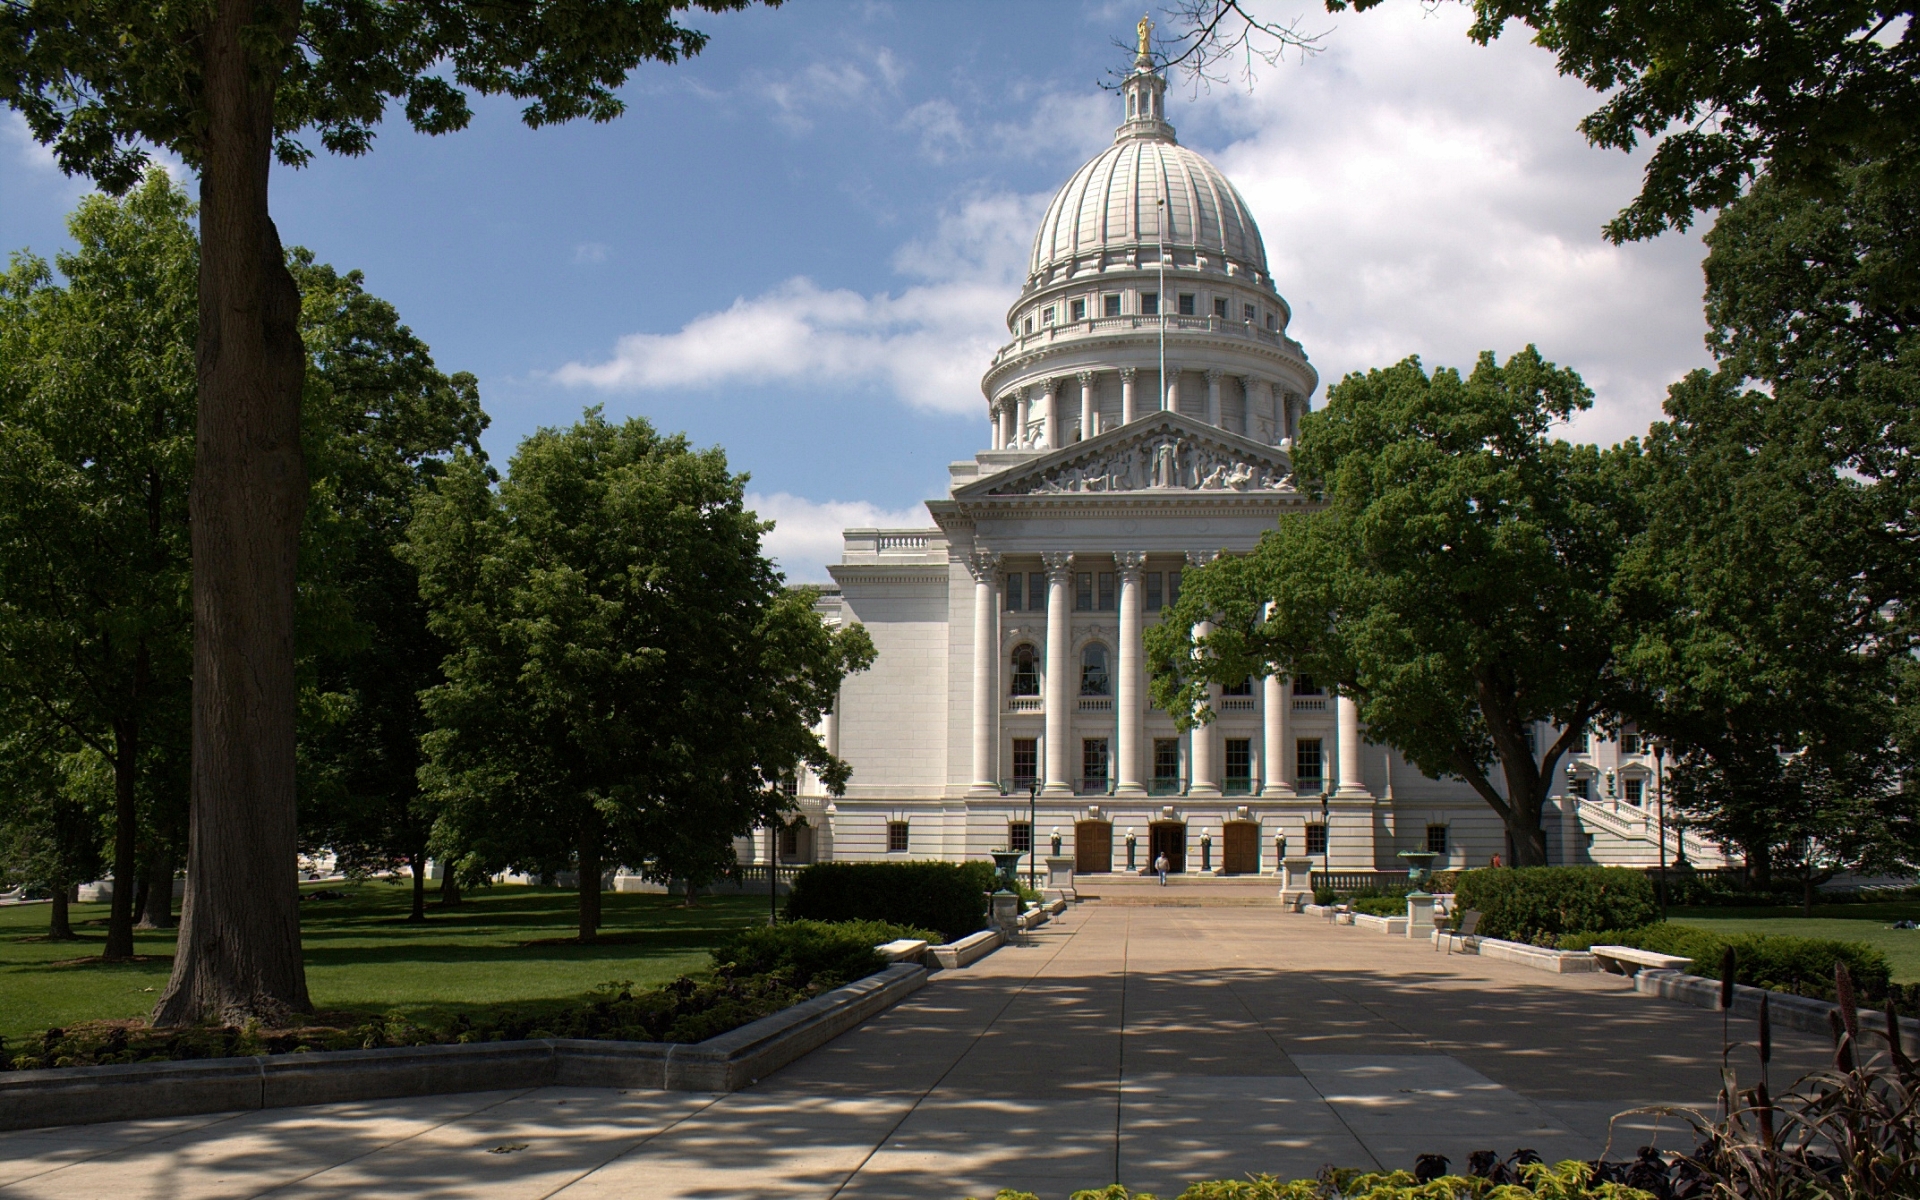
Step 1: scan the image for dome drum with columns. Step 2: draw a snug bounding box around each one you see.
[735,30,1723,881]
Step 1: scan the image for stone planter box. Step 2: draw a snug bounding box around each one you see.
[1634,968,1920,1042]
[1454,935,1600,974]
[1351,912,1409,936]
[0,963,928,1132]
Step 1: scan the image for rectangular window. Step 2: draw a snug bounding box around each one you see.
[1075,572,1094,611]
[1145,572,1164,611]
[1023,316,1033,334]
[1043,306,1055,324]
[1029,572,1046,610]
[1012,738,1037,788]
[1141,291,1159,316]
[1625,778,1644,805]
[1523,725,1538,756]
[1225,739,1252,784]
[886,821,909,853]
[1104,293,1122,317]
[1572,730,1589,753]
[1265,312,1277,330]
[1292,676,1324,696]
[781,775,798,798]
[1168,570,1182,607]
[1569,776,1590,800]
[1223,677,1253,696]
[1296,738,1324,790]
[1153,738,1180,783]
[1072,298,1087,321]
[1426,824,1448,854]
[1083,738,1110,790]
[780,823,799,855]
[1178,292,1196,315]
[1213,297,1229,318]
[1244,303,1256,322]
[1097,572,1115,611]
[1305,824,1328,856]
[1005,572,1023,611]
[1621,732,1641,755]
[1009,821,1032,852]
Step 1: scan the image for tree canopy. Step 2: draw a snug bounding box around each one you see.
[406,411,873,941]
[1146,348,1641,865]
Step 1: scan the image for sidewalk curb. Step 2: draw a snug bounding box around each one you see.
[0,963,926,1132]
[1633,968,1920,1043]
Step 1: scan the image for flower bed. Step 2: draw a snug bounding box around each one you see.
[1,918,933,1071]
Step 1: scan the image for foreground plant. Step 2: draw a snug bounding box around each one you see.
[977,1160,1656,1200]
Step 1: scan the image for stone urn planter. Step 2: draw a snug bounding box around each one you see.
[1397,849,1438,890]
[988,849,1024,893]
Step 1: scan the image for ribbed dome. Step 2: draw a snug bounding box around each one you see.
[1029,136,1269,281]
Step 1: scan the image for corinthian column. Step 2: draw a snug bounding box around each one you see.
[1261,671,1292,797]
[1078,371,1096,442]
[1042,552,1074,796]
[1043,379,1061,449]
[1336,693,1371,798]
[1016,388,1032,446]
[1205,368,1223,428]
[1189,619,1221,797]
[967,550,1001,793]
[1116,552,1147,796]
[1120,367,1137,427]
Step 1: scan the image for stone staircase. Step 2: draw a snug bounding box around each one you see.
[1075,874,1285,906]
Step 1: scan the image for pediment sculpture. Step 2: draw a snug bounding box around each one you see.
[991,430,1295,496]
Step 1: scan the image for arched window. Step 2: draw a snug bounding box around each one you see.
[1010,645,1040,697]
[1081,643,1110,697]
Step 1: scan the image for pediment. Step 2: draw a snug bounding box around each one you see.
[956,414,1297,499]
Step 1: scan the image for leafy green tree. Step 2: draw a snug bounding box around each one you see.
[1,0,764,1024]
[291,253,485,923]
[0,174,195,960]
[0,709,105,941]
[1166,0,1918,240]
[1146,348,1640,866]
[407,412,874,941]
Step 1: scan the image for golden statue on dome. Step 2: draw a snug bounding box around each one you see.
[1136,14,1154,63]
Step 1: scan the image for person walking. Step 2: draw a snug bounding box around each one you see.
[1154,851,1169,886]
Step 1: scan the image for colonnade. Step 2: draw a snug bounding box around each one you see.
[967,549,1370,799]
[989,368,1298,449]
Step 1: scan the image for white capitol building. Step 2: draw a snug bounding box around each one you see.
[758,44,1720,880]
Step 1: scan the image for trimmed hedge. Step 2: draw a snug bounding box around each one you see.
[1559,922,1894,1003]
[1451,867,1658,944]
[784,861,997,942]
[1351,895,1409,917]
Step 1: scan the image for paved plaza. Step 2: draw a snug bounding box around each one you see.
[0,885,1831,1199]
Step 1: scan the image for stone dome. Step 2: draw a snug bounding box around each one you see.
[1028,124,1269,284]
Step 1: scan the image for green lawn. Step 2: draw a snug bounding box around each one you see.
[0,883,770,1043]
[1669,902,1920,983]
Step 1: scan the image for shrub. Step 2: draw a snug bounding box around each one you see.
[784,861,996,941]
[1558,922,1894,1003]
[1350,895,1408,917]
[714,918,936,987]
[974,1160,1656,1199]
[1452,866,1658,944]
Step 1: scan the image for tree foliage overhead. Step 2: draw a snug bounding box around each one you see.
[0,0,765,189]
[406,411,873,941]
[1146,348,1641,866]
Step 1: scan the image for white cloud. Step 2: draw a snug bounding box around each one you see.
[573,242,610,265]
[1182,1,1711,444]
[749,491,931,583]
[756,50,904,133]
[553,191,1046,415]
[3,111,61,174]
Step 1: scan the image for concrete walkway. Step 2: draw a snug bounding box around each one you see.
[0,897,1830,1200]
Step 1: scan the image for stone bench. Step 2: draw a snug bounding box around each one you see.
[929,929,1002,969]
[876,938,929,964]
[1589,944,1693,976]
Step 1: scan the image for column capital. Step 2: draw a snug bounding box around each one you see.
[1185,549,1219,568]
[1041,377,1061,399]
[964,549,1001,583]
[1040,550,1075,581]
[1119,366,1138,381]
[1076,369,1096,386]
[1116,550,1148,580]
[1205,367,1224,384]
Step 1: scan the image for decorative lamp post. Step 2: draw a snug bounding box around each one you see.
[1654,741,1668,911]
[1320,784,1331,883]
[1126,828,1137,872]
[1051,826,1062,857]
[1201,832,1212,874]
[1028,778,1040,893]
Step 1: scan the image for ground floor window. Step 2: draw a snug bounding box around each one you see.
[1224,738,1252,791]
[1569,776,1590,800]
[886,820,909,853]
[1425,823,1447,854]
[1009,821,1032,852]
[1153,738,1180,788]
[1305,823,1328,856]
[1012,738,1037,789]
[1296,738,1324,791]
[1624,778,1644,804]
[1082,738,1110,791]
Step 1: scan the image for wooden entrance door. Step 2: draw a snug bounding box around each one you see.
[1074,821,1112,873]
[1221,821,1259,874]
[1148,822,1186,873]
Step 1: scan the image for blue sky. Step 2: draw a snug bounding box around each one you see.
[0,1,1714,581]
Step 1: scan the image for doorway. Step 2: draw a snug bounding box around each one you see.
[1148,822,1186,873]
[1221,821,1259,874]
[1074,821,1112,873]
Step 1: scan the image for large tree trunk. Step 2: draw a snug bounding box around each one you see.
[408,848,427,922]
[49,889,76,941]
[577,814,602,943]
[438,870,461,907]
[153,0,311,1028]
[139,849,176,929]
[104,716,140,959]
